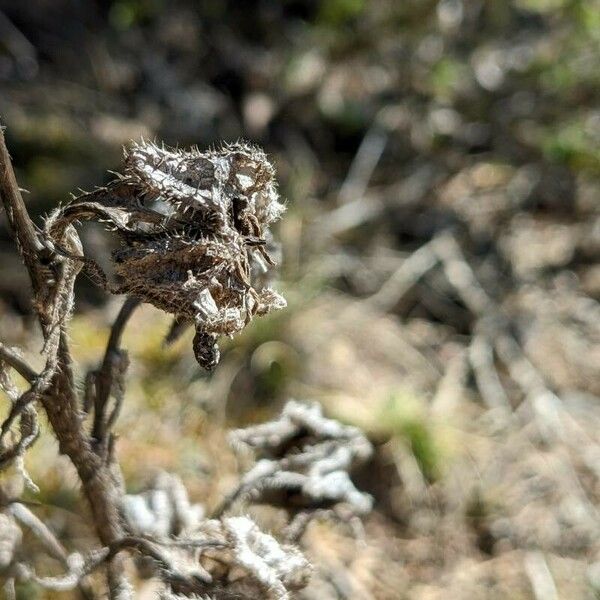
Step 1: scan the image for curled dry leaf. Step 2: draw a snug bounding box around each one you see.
[44,141,286,369]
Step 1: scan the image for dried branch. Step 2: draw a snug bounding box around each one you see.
[0,126,45,298]
[1,503,97,599]
[1,128,337,600]
[365,238,439,311]
[431,230,560,425]
[0,345,40,485]
[0,343,37,383]
[11,534,219,594]
[9,502,68,564]
[88,296,140,458]
[0,123,133,599]
[468,334,511,412]
[338,111,389,205]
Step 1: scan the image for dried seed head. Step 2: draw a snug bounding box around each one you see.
[44,141,287,369]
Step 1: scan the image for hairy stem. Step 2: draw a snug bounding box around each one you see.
[0,342,37,382]
[0,125,45,297]
[0,123,132,599]
[92,296,140,453]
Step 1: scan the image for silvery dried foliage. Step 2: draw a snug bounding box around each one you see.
[121,475,312,599]
[228,400,374,515]
[157,516,311,600]
[121,471,205,539]
[0,355,39,485]
[0,512,21,574]
[44,141,287,369]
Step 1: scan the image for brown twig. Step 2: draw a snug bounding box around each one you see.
[0,122,133,599]
[0,125,45,298]
[90,296,140,456]
[0,342,37,383]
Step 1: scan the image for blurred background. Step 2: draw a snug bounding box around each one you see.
[1,0,600,598]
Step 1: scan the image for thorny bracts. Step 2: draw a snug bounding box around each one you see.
[44,141,287,369]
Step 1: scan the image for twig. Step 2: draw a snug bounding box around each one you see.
[0,342,37,382]
[16,534,224,593]
[9,502,97,599]
[430,231,493,316]
[315,195,384,238]
[0,122,133,599]
[0,344,40,473]
[338,120,388,205]
[9,502,69,563]
[524,552,558,600]
[365,238,438,311]
[0,406,39,473]
[468,334,511,412]
[91,296,140,455]
[430,347,469,416]
[0,125,45,299]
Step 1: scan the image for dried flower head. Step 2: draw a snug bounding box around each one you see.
[227,401,374,515]
[44,141,286,369]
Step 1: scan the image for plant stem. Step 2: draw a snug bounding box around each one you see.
[0,122,132,600]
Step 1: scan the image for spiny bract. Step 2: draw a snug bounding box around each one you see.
[45,140,287,369]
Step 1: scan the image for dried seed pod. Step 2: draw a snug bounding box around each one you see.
[44,141,286,369]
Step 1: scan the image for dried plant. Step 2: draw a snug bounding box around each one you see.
[121,472,205,539]
[44,140,286,370]
[153,516,311,600]
[219,401,373,537]
[0,126,372,599]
